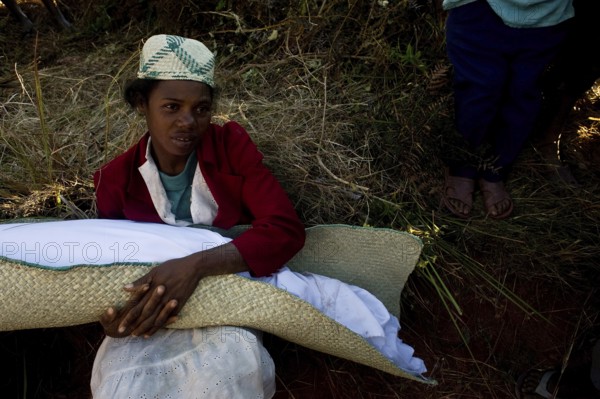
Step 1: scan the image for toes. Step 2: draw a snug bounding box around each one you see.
[479,179,513,219]
[448,199,461,213]
[490,199,509,216]
[448,198,470,215]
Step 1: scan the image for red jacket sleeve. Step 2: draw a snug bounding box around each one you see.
[208,122,305,276]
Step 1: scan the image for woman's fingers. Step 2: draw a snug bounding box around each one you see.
[123,274,152,292]
[99,307,117,326]
[131,299,178,338]
[113,275,155,333]
[119,284,164,333]
[99,307,132,338]
[153,299,178,329]
[121,285,179,336]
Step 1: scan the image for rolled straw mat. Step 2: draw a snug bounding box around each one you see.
[0,222,430,382]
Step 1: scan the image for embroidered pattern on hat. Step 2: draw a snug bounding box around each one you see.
[139,35,215,87]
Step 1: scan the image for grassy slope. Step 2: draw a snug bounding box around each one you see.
[1,1,599,398]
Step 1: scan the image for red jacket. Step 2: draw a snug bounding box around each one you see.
[93,121,305,276]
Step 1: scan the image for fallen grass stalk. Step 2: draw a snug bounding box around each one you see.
[434,238,552,324]
[420,262,495,396]
[32,35,53,181]
[422,259,463,316]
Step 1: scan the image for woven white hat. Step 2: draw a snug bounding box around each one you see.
[138,34,215,87]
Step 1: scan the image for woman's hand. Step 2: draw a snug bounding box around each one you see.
[100,257,203,338]
[99,283,177,338]
[99,242,248,338]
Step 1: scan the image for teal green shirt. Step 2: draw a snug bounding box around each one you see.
[158,153,196,223]
[442,0,574,28]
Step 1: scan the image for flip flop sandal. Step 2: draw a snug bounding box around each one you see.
[515,368,560,399]
[478,179,514,220]
[442,168,475,219]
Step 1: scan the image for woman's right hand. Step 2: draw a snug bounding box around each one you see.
[99,282,178,338]
[99,243,248,338]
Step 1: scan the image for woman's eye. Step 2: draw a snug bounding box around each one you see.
[164,104,178,111]
[195,106,210,114]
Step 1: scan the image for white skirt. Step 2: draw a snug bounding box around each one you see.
[91,327,275,399]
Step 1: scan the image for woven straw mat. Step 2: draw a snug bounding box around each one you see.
[0,224,428,382]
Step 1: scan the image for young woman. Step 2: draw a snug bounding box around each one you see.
[92,34,305,398]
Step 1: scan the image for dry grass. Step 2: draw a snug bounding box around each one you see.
[1,1,599,398]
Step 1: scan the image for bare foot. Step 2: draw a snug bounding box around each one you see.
[478,179,513,219]
[443,169,475,218]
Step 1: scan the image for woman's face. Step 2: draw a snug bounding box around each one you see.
[140,80,212,175]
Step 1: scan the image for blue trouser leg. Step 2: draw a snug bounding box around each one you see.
[446,0,568,181]
[489,22,569,181]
